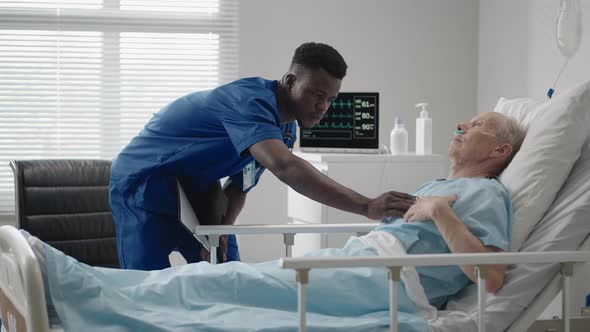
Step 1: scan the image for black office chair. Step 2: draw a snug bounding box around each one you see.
[10,159,119,268]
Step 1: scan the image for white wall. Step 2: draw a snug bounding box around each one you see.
[479,0,590,112]
[477,0,530,112]
[478,0,590,318]
[237,0,478,262]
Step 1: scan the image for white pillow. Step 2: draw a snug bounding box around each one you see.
[493,97,543,130]
[495,81,590,251]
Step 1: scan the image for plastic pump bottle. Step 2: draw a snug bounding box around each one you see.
[415,102,432,155]
[390,116,408,155]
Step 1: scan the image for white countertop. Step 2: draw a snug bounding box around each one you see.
[293,150,445,163]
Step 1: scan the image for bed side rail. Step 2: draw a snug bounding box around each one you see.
[280,251,590,332]
[195,223,380,264]
[0,225,49,332]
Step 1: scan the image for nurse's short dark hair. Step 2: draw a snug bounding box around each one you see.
[290,42,348,80]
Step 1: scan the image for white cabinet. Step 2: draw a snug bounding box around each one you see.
[288,152,447,256]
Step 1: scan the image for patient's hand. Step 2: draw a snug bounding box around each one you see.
[404,194,457,222]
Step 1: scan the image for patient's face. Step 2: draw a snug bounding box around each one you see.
[449,112,507,162]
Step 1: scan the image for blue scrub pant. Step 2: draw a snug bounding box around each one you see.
[111,190,240,271]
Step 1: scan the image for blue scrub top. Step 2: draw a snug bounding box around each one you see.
[376,177,512,308]
[110,77,297,216]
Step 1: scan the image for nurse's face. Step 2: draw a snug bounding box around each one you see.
[286,66,341,128]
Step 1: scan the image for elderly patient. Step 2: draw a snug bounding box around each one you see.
[368,111,525,309]
[26,111,524,331]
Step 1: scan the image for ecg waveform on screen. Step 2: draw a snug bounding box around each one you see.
[302,93,378,146]
[330,99,354,109]
[313,122,353,129]
[322,113,353,119]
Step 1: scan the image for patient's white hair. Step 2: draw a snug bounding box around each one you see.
[496,115,526,167]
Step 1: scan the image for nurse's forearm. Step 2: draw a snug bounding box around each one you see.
[249,139,370,217]
[222,182,247,225]
[431,205,506,293]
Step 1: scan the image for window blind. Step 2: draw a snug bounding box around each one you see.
[0,0,239,213]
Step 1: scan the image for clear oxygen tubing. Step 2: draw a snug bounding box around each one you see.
[547,58,569,99]
[454,129,505,141]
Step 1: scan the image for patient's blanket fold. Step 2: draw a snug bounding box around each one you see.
[41,236,428,332]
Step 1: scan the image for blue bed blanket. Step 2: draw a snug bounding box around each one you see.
[40,237,428,332]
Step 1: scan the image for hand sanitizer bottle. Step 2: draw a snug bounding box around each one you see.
[390,116,408,155]
[415,102,432,155]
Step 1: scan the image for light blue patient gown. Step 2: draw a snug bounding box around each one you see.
[376,177,512,308]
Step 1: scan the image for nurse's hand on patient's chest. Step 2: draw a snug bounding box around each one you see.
[403,194,457,222]
[367,191,416,220]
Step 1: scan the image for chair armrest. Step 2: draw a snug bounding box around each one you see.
[194,223,380,236]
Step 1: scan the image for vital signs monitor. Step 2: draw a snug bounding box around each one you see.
[299,92,379,153]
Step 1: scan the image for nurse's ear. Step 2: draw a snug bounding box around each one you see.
[283,72,296,90]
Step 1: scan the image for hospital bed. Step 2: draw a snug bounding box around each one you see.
[1,224,590,332]
[2,185,590,331]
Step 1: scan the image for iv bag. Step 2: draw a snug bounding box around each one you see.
[556,0,583,58]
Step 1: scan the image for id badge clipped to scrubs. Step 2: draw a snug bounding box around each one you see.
[242,160,256,191]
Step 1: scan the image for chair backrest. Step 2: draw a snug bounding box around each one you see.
[10,159,119,268]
